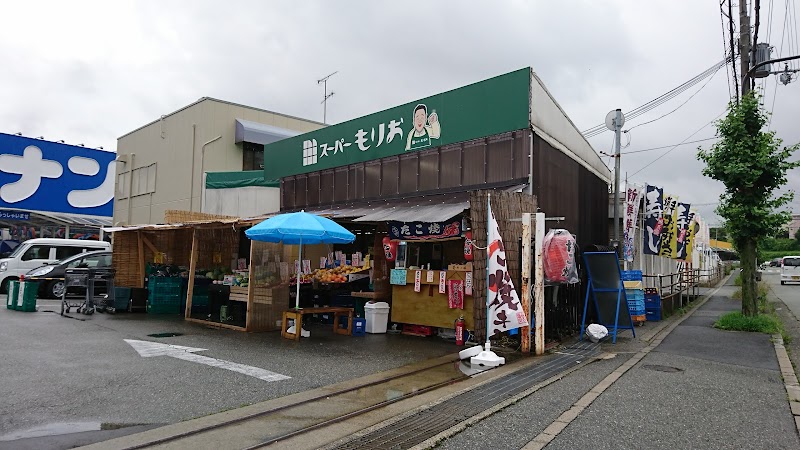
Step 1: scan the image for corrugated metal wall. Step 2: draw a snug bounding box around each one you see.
[282,130,530,210]
[532,135,609,250]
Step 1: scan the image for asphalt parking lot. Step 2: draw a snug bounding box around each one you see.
[0,299,457,444]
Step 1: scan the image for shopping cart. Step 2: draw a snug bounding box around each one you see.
[62,268,116,315]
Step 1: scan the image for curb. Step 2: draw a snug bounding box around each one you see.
[772,334,800,436]
[520,277,726,449]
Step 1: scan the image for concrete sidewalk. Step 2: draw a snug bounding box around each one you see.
[435,278,800,450]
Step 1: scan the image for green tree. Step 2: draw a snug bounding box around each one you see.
[698,92,799,316]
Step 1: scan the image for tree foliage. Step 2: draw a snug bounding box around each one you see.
[697,92,799,315]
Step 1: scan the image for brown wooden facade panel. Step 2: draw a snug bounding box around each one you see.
[418,150,439,192]
[439,146,462,189]
[365,161,381,196]
[334,168,348,203]
[320,170,334,204]
[487,135,514,183]
[381,157,399,197]
[307,173,320,206]
[399,154,418,193]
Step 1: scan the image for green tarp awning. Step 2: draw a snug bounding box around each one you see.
[205,171,279,189]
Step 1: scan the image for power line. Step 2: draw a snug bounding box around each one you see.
[629,108,728,178]
[581,59,729,138]
[619,137,719,155]
[624,65,724,133]
[729,0,740,99]
[720,1,734,99]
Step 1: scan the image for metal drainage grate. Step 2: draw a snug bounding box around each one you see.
[333,341,599,450]
[643,364,684,373]
[147,333,184,338]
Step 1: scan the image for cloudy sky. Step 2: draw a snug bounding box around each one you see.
[2,0,799,226]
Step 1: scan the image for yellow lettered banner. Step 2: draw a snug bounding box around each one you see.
[658,193,679,258]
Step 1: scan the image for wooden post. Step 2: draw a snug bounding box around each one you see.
[185,228,198,319]
[520,213,532,353]
[534,212,545,356]
[245,240,255,331]
[137,231,145,288]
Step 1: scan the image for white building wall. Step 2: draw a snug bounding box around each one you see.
[114,98,323,225]
[203,187,280,218]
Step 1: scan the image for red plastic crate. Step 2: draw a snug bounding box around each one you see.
[402,324,433,336]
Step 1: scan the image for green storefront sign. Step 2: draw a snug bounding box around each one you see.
[264,68,531,179]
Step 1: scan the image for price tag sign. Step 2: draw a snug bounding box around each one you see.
[339,255,347,267]
[352,253,361,267]
[302,260,311,275]
[320,257,327,269]
[414,270,422,292]
[439,271,447,294]
[465,272,473,296]
[426,271,434,283]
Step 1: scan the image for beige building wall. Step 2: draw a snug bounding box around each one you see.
[788,214,800,239]
[114,98,323,225]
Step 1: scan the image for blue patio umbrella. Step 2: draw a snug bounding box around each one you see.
[245,211,355,309]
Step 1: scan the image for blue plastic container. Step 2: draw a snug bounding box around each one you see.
[646,307,662,321]
[352,318,366,336]
[621,270,643,281]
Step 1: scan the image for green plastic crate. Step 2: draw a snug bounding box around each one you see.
[17,281,37,312]
[146,302,180,314]
[6,281,19,310]
[148,277,183,304]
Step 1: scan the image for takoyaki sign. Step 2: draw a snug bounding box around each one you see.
[389,219,462,241]
[264,68,531,180]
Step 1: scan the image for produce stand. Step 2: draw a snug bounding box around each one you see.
[108,217,288,332]
[389,262,474,330]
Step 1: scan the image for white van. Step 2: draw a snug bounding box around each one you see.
[0,238,110,293]
[781,256,800,285]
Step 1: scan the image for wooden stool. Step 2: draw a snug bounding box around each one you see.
[281,310,303,341]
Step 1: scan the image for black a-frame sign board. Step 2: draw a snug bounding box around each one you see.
[580,251,635,343]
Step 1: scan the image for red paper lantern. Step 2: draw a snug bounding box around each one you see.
[382,236,397,262]
[463,231,474,261]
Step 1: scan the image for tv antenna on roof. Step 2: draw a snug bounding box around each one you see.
[318,71,338,124]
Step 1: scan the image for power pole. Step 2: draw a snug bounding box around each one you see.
[612,109,623,244]
[318,71,338,124]
[739,0,752,96]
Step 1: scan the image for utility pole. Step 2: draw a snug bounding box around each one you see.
[612,109,623,244]
[739,0,752,96]
[318,71,338,124]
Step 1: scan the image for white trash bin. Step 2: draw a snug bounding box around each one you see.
[364,301,391,333]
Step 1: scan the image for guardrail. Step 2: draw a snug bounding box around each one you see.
[641,264,722,316]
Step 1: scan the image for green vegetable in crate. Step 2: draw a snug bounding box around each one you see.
[206,272,215,279]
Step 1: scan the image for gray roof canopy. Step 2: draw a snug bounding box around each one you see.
[235,119,299,146]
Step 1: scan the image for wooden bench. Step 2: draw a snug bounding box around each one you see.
[281,307,354,341]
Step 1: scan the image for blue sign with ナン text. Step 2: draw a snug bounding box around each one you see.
[0,133,116,217]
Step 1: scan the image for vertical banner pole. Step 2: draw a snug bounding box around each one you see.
[520,213,532,353]
[534,212,545,356]
[485,193,492,346]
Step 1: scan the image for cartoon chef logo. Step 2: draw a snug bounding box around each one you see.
[405,103,441,151]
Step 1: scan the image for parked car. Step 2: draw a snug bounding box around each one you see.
[769,257,783,267]
[781,256,800,285]
[25,250,113,298]
[0,238,110,293]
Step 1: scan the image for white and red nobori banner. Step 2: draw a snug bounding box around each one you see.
[486,197,529,336]
[623,184,644,262]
